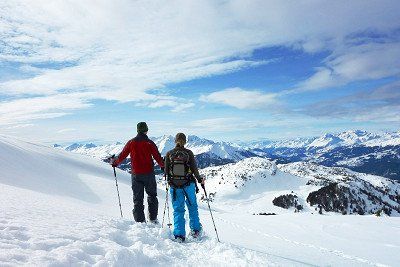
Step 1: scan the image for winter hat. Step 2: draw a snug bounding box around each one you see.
[175,132,186,147]
[137,122,148,133]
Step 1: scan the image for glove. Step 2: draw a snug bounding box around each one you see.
[198,176,205,185]
[110,157,118,167]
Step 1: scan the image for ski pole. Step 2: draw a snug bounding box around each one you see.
[202,183,220,242]
[161,182,168,227]
[166,193,171,228]
[113,166,123,218]
[162,173,172,228]
[108,154,123,218]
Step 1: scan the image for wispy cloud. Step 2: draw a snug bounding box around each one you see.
[0,93,92,125]
[5,123,34,129]
[200,88,278,109]
[297,42,400,91]
[57,128,76,133]
[303,81,400,122]
[135,95,195,113]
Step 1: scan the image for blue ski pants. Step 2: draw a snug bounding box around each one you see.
[170,182,201,236]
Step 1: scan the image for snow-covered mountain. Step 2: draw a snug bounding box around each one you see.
[246,130,400,181]
[55,130,400,181]
[247,130,400,150]
[2,136,400,266]
[153,135,255,161]
[55,135,258,171]
[200,157,400,216]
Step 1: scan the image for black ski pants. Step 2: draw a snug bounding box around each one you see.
[131,172,158,222]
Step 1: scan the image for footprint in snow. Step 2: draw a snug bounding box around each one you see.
[108,230,134,247]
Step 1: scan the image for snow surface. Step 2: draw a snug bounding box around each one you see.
[2,136,400,266]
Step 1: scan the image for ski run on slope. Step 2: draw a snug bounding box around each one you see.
[1,135,400,266]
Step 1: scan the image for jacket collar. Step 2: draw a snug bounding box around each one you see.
[136,132,148,140]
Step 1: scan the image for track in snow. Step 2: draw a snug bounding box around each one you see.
[215,216,388,267]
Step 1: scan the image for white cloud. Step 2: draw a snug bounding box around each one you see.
[298,42,400,91]
[0,93,92,125]
[0,0,399,122]
[57,128,76,133]
[5,123,34,129]
[136,95,195,112]
[201,88,278,109]
[303,81,400,123]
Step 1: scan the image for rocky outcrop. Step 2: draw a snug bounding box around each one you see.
[306,182,400,215]
[273,194,303,211]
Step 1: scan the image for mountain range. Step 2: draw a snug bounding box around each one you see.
[246,130,400,181]
[54,130,400,180]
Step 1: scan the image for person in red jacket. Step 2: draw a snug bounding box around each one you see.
[111,122,164,223]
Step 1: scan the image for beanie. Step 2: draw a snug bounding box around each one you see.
[137,122,148,133]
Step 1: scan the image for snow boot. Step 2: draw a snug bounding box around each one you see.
[190,229,201,238]
[149,219,159,225]
[190,227,204,239]
[174,235,185,242]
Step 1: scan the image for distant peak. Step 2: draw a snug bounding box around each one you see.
[83,143,97,148]
[341,129,367,136]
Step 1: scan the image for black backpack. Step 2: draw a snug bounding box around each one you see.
[168,149,192,188]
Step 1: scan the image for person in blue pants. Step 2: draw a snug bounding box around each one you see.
[165,133,205,242]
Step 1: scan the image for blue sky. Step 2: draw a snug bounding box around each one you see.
[0,0,399,143]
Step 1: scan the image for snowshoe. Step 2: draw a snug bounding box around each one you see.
[174,235,185,243]
[190,229,201,238]
[149,219,159,225]
[187,228,204,242]
[146,219,160,228]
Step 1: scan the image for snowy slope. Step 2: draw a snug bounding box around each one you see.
[2,136,400,266]
[0,136,272,266]
[57,142,124,159]
[200,157,400,216]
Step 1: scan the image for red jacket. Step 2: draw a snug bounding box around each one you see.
[115,133,164,175]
